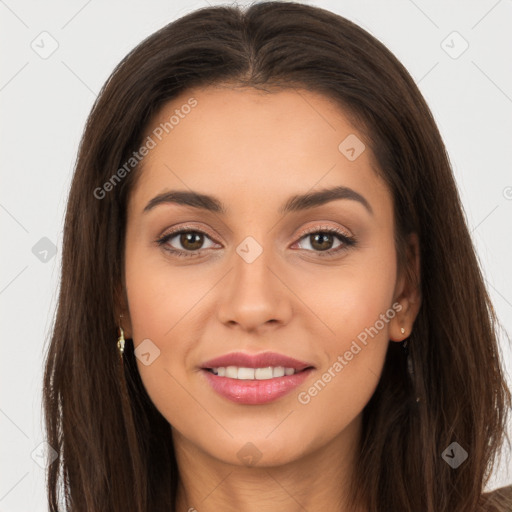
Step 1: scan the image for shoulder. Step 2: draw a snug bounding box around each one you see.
[478,484,512,512]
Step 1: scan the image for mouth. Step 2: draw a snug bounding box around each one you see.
[199,351,315,404]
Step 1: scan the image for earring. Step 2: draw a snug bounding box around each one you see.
[117,327,125,357]
[117,315,125,359]
[400,327,405,334]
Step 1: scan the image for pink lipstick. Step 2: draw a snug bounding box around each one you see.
[200,351,315,405]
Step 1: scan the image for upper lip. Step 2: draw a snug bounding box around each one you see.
[201,351,314,371]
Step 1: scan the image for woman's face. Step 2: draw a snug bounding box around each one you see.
[121,85,419,467]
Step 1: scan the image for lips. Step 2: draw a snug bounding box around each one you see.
[201,351,314,372]
[200,351,316,404]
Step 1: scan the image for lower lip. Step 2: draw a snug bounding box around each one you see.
[201,368,314,405]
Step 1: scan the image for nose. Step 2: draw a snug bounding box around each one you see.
[215,238,293,333]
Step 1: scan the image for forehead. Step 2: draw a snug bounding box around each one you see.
[128,86,391,219]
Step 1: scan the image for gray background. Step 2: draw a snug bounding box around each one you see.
[1,0,511,509]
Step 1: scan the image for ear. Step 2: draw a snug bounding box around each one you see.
[114,282,133,339]
[389,232,422,342]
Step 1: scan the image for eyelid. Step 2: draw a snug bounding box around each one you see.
[297,223,353,239]
[159,222,219,241]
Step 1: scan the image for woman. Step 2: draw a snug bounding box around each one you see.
[43,2,512,511]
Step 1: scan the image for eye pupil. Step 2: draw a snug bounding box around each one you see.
[311,233,333,251]
[181,232,203,250]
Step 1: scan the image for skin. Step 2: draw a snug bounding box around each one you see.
[118,85,421,512]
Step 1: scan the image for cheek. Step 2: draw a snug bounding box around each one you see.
[311,237,397,346]
[124,246,215,409]
[124,258,194,424]
[299,238,397,408]
[125,243,209,340]
[124,245,181,384]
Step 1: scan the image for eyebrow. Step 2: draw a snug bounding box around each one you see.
[143,185,373,216]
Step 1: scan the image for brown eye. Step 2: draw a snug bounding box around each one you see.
[178,232,205,251]
[156,228,217,258]
[308,232,336,252]
[294,227,356,258]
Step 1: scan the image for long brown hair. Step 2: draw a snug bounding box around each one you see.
[42,2,512,510]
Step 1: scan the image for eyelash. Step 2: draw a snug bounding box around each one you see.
[156,224,357,259]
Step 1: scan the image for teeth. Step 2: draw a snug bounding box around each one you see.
[254,367,271,379]
[210,366,298,380]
